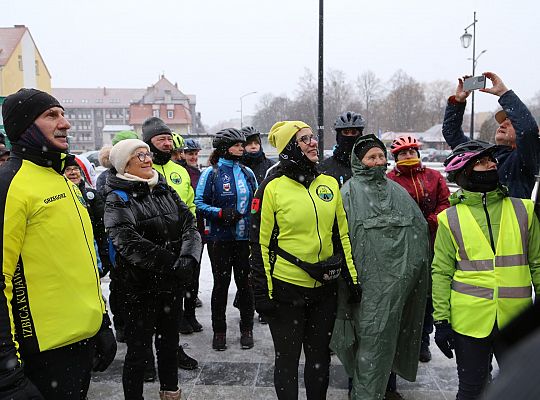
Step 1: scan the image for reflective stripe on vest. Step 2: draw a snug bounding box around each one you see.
[452,280,531,299]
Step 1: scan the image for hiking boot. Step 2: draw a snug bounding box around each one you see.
[186,316,203,332]
[384,390,405,400]
[419,345,432,363]
[258,314,268,324]
[159,388,181,400]
[240,330,254,349]
[178,318,194,335]
[177,345,198,370]
[144,364,156,383]
[195,297,203,308]
[212,333,227,351]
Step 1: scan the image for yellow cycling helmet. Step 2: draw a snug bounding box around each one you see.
[171,132,185,150]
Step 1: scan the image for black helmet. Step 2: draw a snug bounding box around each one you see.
[444,140,500,182]
[443,140,496,167]
[212,128,246,149]
[184,139,202,151]
[241,126,261,142]
[334,111,366,130]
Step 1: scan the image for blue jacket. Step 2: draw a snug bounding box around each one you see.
[195,158,257,241]
[442,90,540,199]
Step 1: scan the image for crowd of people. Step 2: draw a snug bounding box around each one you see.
[1,70,539,400]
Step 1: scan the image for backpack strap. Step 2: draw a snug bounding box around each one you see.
[108,189,129,267]
[113,189,129,202]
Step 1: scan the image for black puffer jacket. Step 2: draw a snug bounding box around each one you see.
[103,171,201,293]
[318,152,352,187]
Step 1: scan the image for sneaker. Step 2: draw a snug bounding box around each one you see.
[419,345,432,363]
[384,390,405,400]
[195,297,203,308]
[177,345,198,370]
[143,365,156,383]
[179,318,194,335]
[187,316,203,332]
[258,314,268,324]
[240,330,254,349]
[212,333,227,351]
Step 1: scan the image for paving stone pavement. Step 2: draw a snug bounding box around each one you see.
[88,250,459,399]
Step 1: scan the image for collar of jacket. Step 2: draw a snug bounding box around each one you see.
[217,158,237,168]
[241,150,265,167]
[11,143,73,175]
[280,159,319,188]
[450,185,508,207]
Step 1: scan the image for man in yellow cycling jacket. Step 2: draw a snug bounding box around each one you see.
[0,89,115,399]
[433,140,540,400]
[142,117,195,215]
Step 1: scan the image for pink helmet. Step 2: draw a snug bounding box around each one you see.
[444,152,478,174]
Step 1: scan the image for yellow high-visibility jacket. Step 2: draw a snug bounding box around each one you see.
[154,160,195,215]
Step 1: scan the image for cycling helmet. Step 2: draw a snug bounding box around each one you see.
[212,128,246,149]
[334,111,366,130]
[241,126,261,142]
[444,140,499,182]
[184,139,202,151]
[171,132,185,150]
[390,135,421,154]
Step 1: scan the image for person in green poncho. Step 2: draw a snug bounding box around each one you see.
[331,134,430,400]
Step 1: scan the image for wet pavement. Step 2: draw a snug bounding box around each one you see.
[89,250,459,399]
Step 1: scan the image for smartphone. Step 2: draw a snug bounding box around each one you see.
[463,75,487,91]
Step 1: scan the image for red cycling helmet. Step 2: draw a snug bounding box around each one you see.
[390,135,421,155]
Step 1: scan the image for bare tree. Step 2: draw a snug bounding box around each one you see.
[424,80,454,127]
[356,70,383,130]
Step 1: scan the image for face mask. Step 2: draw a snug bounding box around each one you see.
[458,169,499,192]
[148,141,171,165]
[396,158,421,167]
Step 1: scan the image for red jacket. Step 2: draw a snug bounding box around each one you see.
[387,164,450,247]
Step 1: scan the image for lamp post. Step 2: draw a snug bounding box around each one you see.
[460,11,481,140]
[317,0,324,156]
[239,91,257,128]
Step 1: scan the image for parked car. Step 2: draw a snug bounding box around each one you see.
[426,149,451,163]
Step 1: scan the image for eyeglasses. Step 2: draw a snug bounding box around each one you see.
[474,156,497,167]
[134,152,154,162]
[65,166,80,173]
[297,134,317,145]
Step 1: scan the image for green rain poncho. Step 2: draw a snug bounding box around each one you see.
[330,136,430,400]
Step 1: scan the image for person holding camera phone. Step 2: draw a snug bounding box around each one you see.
[442,71,540,199]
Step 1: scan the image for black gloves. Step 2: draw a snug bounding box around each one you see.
[220,208,242,226]
[171,256,196,284]
[255,295,278,318]
[348,283,363,304]
[0,366,44,400]
[93,314,117,372]
[434,320,455,359]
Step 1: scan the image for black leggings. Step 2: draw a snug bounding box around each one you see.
[454,325,503,400]
[123,292,180,399]
[207,241,254,333]
[24,339,92,400]
[268,282,337,400]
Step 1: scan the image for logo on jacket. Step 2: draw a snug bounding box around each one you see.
[222,173,231,183]
[72,185,87,207]
[316,185,334,202]
[43,192,66,205]
[223,183,231,192]
[169,172,182,185]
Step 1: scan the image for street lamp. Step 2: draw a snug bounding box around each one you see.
[239,91,257,128]
[460,11,482,140]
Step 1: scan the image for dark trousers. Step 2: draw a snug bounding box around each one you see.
[24,339,93,400]
[422,295,434,346]
[109,270,126,331]
[454,326,503,400]
[207,241,254,333]
[123,292,180,400]
[182,252,202,319]
[268,283,337,400]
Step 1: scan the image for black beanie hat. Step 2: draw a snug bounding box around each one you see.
[2,88,63,142]
[142,117,172,143]
[353,134,386,161]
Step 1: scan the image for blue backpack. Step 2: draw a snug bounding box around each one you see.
[107,189,129,267]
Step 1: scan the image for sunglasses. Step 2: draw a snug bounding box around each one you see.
[134,152,154,162]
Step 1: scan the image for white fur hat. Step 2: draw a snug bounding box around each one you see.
[109,139,149,175]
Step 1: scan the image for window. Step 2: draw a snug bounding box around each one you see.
[153,110,159,118]
[167,110,174,119]
[18,55,23,71]
[96,99,103,103]
[35,60,39,75]
[81,99,88,104]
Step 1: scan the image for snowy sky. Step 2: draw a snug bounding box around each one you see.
[1,0,539,127]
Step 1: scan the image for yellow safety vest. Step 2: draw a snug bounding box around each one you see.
[438,197,534,338]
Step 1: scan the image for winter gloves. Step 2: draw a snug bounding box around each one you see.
[348,283,363,304]
[171,256,197,284]
[0,365,44,399]
[254,294,278,318]
[434,320,455,359]
[93,313,118,372]
[219,208,243,226]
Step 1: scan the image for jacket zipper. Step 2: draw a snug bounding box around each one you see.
[65,179,103,304]
[481,193,496,253]
[306,187,323,261]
